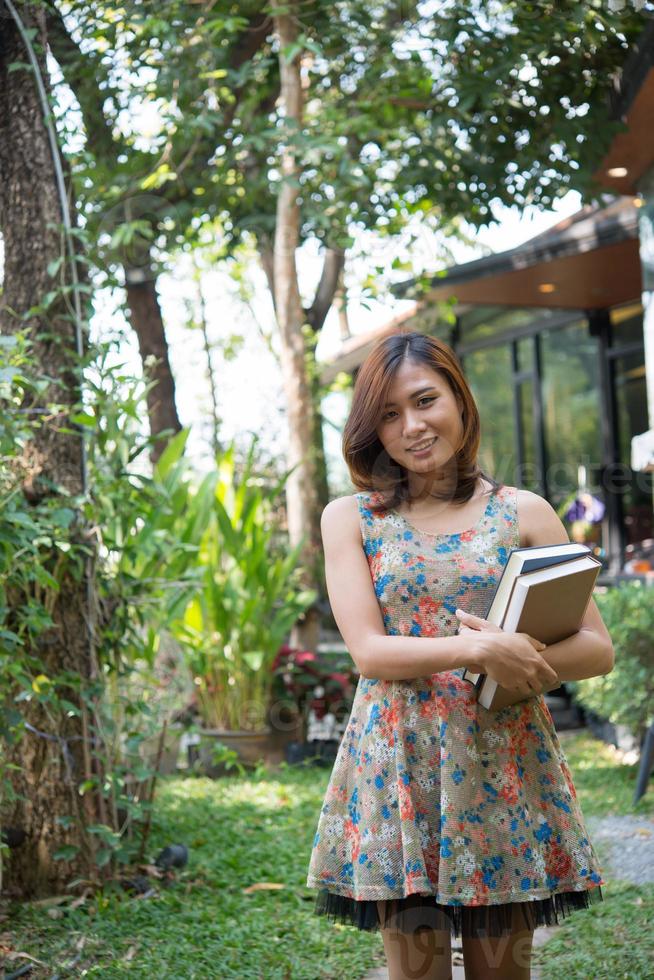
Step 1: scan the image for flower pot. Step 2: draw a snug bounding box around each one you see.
[284,739,339,766]
[197,727,277,776]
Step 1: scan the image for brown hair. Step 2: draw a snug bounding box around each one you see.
[342,330,502,512]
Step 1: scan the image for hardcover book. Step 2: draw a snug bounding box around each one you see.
[461,543,602,711]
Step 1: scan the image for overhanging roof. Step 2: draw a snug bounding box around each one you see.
[394,196,640,311]
[594,19,654,195]
[319,198,641,384]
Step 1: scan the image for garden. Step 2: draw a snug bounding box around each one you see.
[2,733,652,978]
[1,2,653,978]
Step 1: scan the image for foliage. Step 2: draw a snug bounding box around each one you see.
[271,644,357,740]
[1,329,316,873]
[567,582,654,745]
[171,438,317,731]
[0,332,216,876]
[555,731,653,819]
[0,333,94,839]
[50,2,652,306]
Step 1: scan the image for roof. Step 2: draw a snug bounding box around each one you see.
[319,198,641,383]
[393,196,639,305]
[595,19,654,195]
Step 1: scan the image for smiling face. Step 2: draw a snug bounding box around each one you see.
[376,357,465,492]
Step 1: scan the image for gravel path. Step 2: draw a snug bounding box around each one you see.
[586,813,654,885]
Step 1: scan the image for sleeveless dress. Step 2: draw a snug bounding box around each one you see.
[306,484,605,938]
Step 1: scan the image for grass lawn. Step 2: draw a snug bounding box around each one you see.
[2,761,383,979]
[532,731,654,980]
[3,732,653,978]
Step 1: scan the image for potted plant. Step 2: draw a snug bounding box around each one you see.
[270,644,357,763]
[170,438,316,774]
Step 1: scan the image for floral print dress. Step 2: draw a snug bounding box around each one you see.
[306,485,605,937]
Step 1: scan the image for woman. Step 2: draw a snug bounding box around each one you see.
[306,331,612,980]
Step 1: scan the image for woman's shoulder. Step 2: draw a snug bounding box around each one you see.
[514,486,554,515]
[321,494,359,525]
[321,493,377,529]
[321,492,388,543]
[515,488,568,549]
[320,495,362,550]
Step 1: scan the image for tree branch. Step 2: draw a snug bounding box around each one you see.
[45,3,116,159]
[258,235,276,313]
[306,247,344,332]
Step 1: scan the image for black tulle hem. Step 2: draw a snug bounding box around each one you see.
[313,884,604,938]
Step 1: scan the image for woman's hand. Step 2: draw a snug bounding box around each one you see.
[455,608,559,698]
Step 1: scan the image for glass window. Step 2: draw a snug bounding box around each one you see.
[516,377,540,493]
[610,303,644,346]
[516,337,533,373]
[540,320,603,527]
[613,350,654,547]
[459,305,567,346]
[464,346,516,485]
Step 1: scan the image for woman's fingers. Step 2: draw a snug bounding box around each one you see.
[542,663,560,686]
[520,632,547,651]
[455,609,501,632]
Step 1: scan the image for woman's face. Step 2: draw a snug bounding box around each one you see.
[376,358,465,476]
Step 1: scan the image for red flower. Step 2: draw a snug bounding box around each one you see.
[418,595,442,618]
[398,780,415,821]
[272,644,356,723]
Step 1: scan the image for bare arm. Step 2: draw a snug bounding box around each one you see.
[320,496,476,681]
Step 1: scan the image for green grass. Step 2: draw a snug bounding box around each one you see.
[556,730,654,820]
[532,878,653,980]
[3,732,653,978]
[3,762,384,979]
[531,731,654,980]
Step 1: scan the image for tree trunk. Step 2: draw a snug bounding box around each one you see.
[124,269,182,464]
[192,260,221,459]
[272,9,322,652]
[0,4,98,897]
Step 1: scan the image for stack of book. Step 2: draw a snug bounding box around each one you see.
[461,543,602,711]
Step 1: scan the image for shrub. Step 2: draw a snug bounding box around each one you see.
[567,581,654,747]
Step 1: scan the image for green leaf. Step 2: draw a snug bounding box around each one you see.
[47,256,64,277]
[95,847,113,867]
[198,69,228,80]
[242,650,265,672]
[70,412,96,428]
[53,844,79,861]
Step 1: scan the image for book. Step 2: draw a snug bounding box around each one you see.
[462,542,592,685]
[461,544,602,711]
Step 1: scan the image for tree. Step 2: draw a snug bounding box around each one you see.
[44,2,272,461]
[226,0,649,647]
[0,2,99,896]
